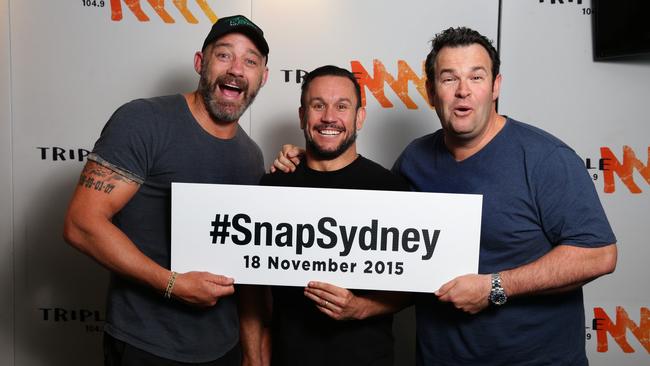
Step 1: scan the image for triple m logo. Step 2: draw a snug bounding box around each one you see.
[110,0,218,23]
[282,60,429,110]
[591,306,649,354]
[587,147,650,194]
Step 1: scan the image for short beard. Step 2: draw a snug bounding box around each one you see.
[304,126,358,160]
[198,69,259,123]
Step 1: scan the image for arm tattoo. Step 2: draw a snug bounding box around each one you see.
[78,164,137,194]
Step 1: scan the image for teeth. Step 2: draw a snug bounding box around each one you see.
[222,84,242,91]
[319,129,341,135]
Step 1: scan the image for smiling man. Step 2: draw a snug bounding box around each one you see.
[64,15,269,366]
[259,65,410,366]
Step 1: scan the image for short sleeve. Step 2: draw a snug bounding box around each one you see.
[533,146,616,248]
[88,100,156,183]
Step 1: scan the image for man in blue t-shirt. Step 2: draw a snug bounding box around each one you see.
[272,27,617,365]
[63,15,270,366]
[393,27,617,365]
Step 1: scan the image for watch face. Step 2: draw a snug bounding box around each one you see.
[490,290,507,305]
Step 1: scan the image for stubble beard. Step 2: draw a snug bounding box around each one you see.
[198,70,260,123]
[304,123,358,160]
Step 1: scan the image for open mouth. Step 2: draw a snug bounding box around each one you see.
[454,105,472,115]
[219,83,244,98]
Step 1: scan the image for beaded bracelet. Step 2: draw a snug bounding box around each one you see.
[164,271,178,299]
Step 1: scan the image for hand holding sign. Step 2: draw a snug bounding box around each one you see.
[172,271,235,307]
[304,281,364,320]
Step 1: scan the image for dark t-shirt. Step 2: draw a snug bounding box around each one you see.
[260,156,409,366]
[89,94,264,362]
[393,118,616,366]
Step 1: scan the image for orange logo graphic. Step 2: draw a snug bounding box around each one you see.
[600,146,650,193]
[593,307,649,353]
[351,60,429,109]
[111,0,217,23]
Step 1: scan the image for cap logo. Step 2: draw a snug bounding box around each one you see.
[228,16,260,32]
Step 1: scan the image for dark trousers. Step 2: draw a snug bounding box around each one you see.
[104,333,241,366]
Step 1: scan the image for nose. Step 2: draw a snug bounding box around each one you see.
[322,105,337,123]
[227,57,245,77]
[455,78,471,98]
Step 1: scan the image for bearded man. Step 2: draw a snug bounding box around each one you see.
[63,15,270,366]
[258,65,410,366]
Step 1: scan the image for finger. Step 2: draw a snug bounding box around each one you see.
[289,156,301,166]
[272,158,292,173]
[304,286,331,302]
[207,274,235,286]
[303,288,326,304]
[315,302,338,319]
[277,154,297,171]
[286,146,306,158]
[313,295,337,312]
[304,288,340,310]
[213,284,235,297]
[435,279,455,297]
[308,281,343,296]
[281,144,297,156]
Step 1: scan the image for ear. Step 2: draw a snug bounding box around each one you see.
[299,107,306,129]
[425,79,435,107]
[260,66,269,88]
[355,107,366,131]
[492,73,502,102]
[194,51,204,75]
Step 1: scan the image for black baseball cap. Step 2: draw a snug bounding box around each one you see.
[202,15,269,58]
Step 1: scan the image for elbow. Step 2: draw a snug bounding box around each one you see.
[595,243,617,277]
[602,244,617,275]
[63,212,89,253]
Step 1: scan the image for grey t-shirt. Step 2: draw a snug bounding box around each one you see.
[89,94,264,362]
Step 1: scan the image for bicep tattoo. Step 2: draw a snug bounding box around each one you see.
[78,163,137,194]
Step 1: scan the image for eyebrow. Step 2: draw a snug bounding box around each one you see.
[212,42,263,59]
[309,97,353,104]
[439,66,488,75]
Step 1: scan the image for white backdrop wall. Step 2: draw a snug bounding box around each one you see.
[2,0,14,364]
[3,0,648,365]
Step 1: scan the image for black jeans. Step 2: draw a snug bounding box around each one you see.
[104,333,241,366]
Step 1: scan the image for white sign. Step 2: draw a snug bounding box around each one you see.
[171,183,482,293]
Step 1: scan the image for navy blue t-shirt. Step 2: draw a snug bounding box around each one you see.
[393,118,615,365]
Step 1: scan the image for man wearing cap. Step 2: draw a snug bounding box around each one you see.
[63,15,269,365]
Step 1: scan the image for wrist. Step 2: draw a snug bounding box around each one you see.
[488,272,507,306]
[164,271,179,299]
[351,297,367,320]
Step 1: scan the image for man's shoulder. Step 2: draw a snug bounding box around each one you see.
[400,131,441,156]
[392,131,442,171]
[109,94,183,123]
[506,118,572,152]
[354,156,395,176]
[128,94,183,106]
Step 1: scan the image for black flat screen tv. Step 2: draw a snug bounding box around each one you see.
[592,0,650,60]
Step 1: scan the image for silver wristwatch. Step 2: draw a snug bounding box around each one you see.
[489,272,507,306]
